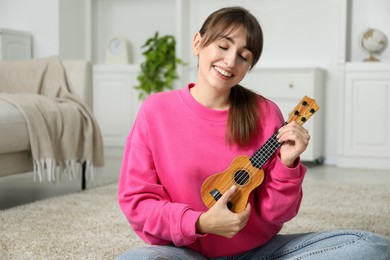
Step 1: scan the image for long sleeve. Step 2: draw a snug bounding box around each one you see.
[258,155,305,224]
[118,106,203,246]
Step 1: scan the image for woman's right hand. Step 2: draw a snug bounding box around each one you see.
[196,185,251,238]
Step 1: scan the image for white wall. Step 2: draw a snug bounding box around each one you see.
[58,0,87,59]
[0,0,87,59]
[188,0,342,66]
[0,0,59,58]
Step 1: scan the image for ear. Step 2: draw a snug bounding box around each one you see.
[192,32,202,56]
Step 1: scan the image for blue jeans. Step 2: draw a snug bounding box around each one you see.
[116,230,390,260]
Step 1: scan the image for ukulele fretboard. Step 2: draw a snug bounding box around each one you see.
[250,131,282,169]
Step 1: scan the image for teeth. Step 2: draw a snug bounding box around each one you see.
[215,67,232,77]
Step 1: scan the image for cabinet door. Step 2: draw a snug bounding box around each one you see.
[93,66,141,152]
[344,72,390,159]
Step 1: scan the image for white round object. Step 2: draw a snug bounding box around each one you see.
[106,36,130,64]
[360,28,388,62]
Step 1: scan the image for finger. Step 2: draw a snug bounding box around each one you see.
[218,185,236,206]
[278,124,309,143]
[240,203,251,218]
[281,132,309,148]
[238,203,251,228]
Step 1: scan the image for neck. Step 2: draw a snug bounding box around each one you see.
[190,84,230,110]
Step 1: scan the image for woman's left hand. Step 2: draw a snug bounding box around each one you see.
[277,121,310,167]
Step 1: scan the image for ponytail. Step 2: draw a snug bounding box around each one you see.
[227,85,261,146]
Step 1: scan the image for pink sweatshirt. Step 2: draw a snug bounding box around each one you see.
[118,84,306,257]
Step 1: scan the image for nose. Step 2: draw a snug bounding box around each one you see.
[224,50,236,67]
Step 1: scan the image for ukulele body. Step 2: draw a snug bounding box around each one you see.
[200,155,264,213]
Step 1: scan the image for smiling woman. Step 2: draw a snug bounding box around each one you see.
[191,10,263,145]
[116,6,390,259]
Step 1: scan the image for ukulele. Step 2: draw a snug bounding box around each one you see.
[200,95,319,213]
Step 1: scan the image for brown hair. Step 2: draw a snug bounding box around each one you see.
[198,7,264,145]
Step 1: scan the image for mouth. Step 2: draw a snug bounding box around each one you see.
[214,66,233,78]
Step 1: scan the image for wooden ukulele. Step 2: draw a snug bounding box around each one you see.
[200,95,319,213]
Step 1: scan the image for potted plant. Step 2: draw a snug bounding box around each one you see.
[135,32,185,99]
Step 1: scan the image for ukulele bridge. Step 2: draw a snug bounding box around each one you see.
[209,188,222,201]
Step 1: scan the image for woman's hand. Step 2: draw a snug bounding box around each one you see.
[277,121,310,167]
[196,185,250,238]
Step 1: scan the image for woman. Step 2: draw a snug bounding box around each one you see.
[117,6,390,259]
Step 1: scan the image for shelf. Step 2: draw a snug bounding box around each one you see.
[93,64,140,73]
[345,62,390,71]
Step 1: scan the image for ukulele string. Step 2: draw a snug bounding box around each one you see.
[215,131,283,205]
[217,135,282,198]
[227,133,282,201]
[222,101,309,207]
[229,99,316,199]
[231,121,290,193]
[214,135,283,199]
[231,99,312,190]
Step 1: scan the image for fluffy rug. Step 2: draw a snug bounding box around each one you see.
[1,179,389,259]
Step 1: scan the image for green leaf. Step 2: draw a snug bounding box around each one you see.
[135,31,187,100]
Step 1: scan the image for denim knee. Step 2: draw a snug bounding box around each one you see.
[293,230,390,260]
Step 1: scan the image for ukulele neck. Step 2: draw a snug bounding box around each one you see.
[249,123,286,169]
[249,95,319,169]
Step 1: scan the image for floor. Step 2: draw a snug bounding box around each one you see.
[0,156,122,210]
[0,156,389,210]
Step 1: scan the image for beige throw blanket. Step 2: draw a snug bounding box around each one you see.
[0,57,104,181]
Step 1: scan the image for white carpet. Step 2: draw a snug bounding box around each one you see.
[1,179,389,259]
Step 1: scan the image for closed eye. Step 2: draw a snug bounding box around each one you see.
[239,55,247,61]
[218,44,251,62]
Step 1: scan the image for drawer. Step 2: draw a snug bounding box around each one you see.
[242,69,315,99]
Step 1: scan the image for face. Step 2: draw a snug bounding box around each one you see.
[193,25,253,94]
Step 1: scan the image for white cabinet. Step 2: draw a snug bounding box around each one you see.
[95,66,326,161]
[338,63,390,170]
[0,29,32,60]
[93,65,142,155]
[242,67,325,163]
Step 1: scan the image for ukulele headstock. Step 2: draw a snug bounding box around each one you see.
[287,95,319,125]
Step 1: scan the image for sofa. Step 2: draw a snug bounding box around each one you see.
[0,58,103,189]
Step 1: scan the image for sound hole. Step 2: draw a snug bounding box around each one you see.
[234,170,250,186]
